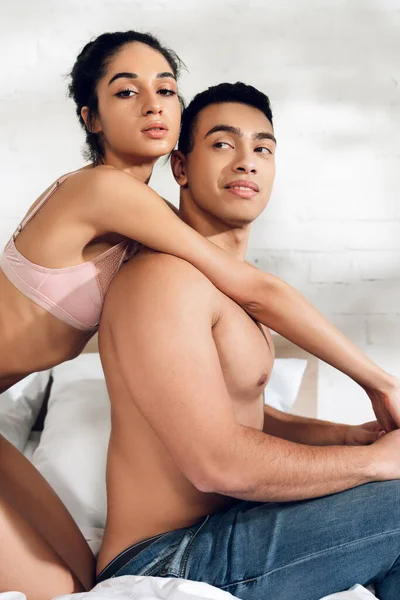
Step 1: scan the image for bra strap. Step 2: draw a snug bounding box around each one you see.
[13,170,80,240]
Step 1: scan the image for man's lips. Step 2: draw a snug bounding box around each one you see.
[225,180,259,198]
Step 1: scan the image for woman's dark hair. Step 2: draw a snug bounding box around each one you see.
[68,30,184,164]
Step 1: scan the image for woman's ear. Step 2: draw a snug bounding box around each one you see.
[80,107,102,133]
[170,150,188,187]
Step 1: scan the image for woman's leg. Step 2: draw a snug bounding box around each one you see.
[0,494,83,599]
[0,434,95,590]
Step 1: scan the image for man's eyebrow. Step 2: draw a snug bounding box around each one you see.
[254,131,277,145]
[205,125,276,145]
[205,125,242,138]
[108,71,176,85]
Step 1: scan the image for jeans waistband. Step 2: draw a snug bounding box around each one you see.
[96,532,166,584]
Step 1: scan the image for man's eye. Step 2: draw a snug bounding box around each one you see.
[255,146,273,154]
[116,89,136,98]
[214,142,231,149]
[158,89,177,96]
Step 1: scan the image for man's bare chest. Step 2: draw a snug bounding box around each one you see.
[212,294,274,412]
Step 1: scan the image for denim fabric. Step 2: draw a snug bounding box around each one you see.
[106,481,400,599]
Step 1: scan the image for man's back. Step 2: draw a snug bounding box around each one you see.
[97,251,274,572]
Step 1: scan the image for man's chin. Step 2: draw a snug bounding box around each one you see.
[222,212,259,228]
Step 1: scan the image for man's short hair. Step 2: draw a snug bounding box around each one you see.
[178,82,273,156]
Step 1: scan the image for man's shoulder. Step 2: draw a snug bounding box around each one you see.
[132,251,211,281]
[118,251,218,302]
[102,251,219,329]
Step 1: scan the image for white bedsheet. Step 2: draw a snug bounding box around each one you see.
[0,577,376,600]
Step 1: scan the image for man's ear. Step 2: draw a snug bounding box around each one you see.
[171,150,188,187]
[80,106,102,134]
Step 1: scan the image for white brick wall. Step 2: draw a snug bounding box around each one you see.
[1,0,399,422]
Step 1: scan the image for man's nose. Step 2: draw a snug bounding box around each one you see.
[232,158,257,175]
[233,160,257,174]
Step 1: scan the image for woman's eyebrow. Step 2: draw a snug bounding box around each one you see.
[108,71,176,85]
[156,72,176,80]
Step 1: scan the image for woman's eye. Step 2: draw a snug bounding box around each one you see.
[158,88,177,96]
[214,142,232,149]
[116,89,136,98]
[255,146,273,154]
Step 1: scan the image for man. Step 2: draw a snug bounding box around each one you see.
[97,83,400,599]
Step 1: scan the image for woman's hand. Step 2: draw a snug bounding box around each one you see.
[343,421,386,446]
[365,378,400,432]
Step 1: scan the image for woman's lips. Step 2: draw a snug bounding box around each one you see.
[142,128,169,139]
[142,122,169,139]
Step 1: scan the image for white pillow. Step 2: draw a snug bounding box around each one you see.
[321,584,376,599]
[265,358,307,412]
[32,354,109,536]
[32,354,307,543]
[23,431,42,462]
[0,370,51,452]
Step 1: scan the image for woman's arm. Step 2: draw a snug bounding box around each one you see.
[262,405,385,446]
[248,277,400,431]
[86,168,400,429]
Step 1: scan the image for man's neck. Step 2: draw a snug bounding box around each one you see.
[179,197,250,261]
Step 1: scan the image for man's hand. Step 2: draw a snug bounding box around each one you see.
[343,421,386,446]
[364,378,400,432]
[369,429,400,482]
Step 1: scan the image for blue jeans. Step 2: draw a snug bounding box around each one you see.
[99,481,400,599]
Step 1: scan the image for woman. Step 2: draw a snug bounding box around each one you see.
[0,31,398,598]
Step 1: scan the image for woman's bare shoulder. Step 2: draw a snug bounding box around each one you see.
[64,166,175,238]
[71,165,146,191]
[62,166,150,216]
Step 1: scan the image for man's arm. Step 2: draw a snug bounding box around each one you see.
[103,254,400,503]
[263,404,384,446]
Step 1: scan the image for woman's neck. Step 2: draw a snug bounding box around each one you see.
[100,152,157,183]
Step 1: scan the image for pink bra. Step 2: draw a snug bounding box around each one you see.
[0,171,132,331]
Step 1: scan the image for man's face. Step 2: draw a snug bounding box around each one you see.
[181,102,276,227]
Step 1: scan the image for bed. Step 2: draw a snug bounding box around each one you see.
[0,336,375,600]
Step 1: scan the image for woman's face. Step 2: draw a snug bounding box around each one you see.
[87,42,181,163]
